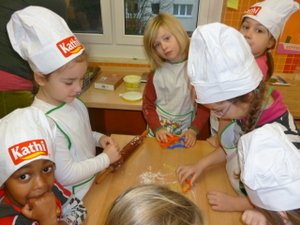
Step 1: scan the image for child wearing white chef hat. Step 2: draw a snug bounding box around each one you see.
[240,0,299,81]
[176,22,300,212]
[0,107,87,224]
[207,0,299,148]
[239,123,300,225]
[7,6,121,199]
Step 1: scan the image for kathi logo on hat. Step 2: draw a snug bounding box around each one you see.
[8,139,49,165]
[56,36,83,58]
[244,6,262,16]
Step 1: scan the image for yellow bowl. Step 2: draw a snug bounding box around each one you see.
[123,75,141,89]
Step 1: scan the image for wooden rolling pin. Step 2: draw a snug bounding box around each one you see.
[95,130,149,184]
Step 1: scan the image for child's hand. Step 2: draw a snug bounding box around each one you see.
[242,209,268,225]
[176,162,203,186]
[99,135,118,148]
[21,191,58,224]
[181,129,197,148]
[155,128,172,143]
[103,143,121,164]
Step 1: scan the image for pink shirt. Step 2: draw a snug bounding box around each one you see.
[255,54,268,81]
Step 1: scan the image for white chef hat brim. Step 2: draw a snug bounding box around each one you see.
[238,123,300,211]
[7,6,85,74]
[188,23,262,104]
[0,107,56,186]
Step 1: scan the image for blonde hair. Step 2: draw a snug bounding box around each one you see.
[105,184,206,225]
[143,13,190,70]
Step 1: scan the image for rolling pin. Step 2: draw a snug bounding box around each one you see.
[95,130,149,184]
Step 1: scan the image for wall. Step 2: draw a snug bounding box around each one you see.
[222,0,300,75]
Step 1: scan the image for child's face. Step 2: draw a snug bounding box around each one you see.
[36,60,88,106]
[4,159,55,206]
[204,101,249,119]
[240,18,275,57]
[153,26,184,63]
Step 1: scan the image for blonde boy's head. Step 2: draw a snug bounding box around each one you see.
[143,13,190,70]
[0,107,56,187]
[106,184,206,225]
[7,6,85,75]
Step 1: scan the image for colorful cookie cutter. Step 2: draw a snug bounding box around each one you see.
[159,135,185,149]
[181,179,192,194]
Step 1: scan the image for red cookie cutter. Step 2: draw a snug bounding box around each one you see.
[181,179,192,194]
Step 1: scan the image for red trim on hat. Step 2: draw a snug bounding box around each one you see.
[244,6,262,16]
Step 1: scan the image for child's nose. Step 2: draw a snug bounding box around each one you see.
[34,176,47,189]
[243,29,252,39]
[161,42,168,50]
[75,81,83,92]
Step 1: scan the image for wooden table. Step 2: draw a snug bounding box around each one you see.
[82,134,243,225]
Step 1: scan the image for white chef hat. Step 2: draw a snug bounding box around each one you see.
[7,6,85,74]
[0,107,56,187]
[242,0,299,40]
[188,22,262,104]
[238,123,300,211]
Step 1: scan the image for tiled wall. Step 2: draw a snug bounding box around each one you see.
[222,0,300,75]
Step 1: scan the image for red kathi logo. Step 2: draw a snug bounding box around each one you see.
[56,36,83,57]
[243,6,261,16]
[8,139,49,165]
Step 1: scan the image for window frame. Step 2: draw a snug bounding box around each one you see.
[74,0,113,44]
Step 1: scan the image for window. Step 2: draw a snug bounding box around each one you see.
[173,4,193,17]
[65,0,225,60]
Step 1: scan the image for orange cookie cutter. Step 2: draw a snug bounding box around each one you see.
[181,179,192,194]
[159,135,181,148]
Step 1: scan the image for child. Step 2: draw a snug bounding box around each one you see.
[238,123,300,225]
[0,107,87,224]
[240,0,299,81]
[142,13,210,148]
[207,0,299,148]
[105,184,206,225]
[176,22,300,212]
[7,6,121,200]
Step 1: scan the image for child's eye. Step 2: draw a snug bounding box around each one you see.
[19,174,30,181]
[43,166,53,174]
[255,29,263,33]
[65,82,73,86]
[154,43,160,49]
[242,25,249,30]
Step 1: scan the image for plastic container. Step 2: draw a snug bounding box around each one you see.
[123,75,141,89]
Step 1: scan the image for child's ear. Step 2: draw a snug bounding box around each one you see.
[34,72,47,86]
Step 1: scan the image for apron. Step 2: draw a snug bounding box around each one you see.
[148,61,195,137]
[220,87,273,195]
[45,99,96,198]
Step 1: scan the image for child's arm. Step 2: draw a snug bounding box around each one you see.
[207,191,254,212]
[53,132,114,186]
[184,104,210,148]
[176,146,227,185]
[142,71,164,134]
[207,118,231,147]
